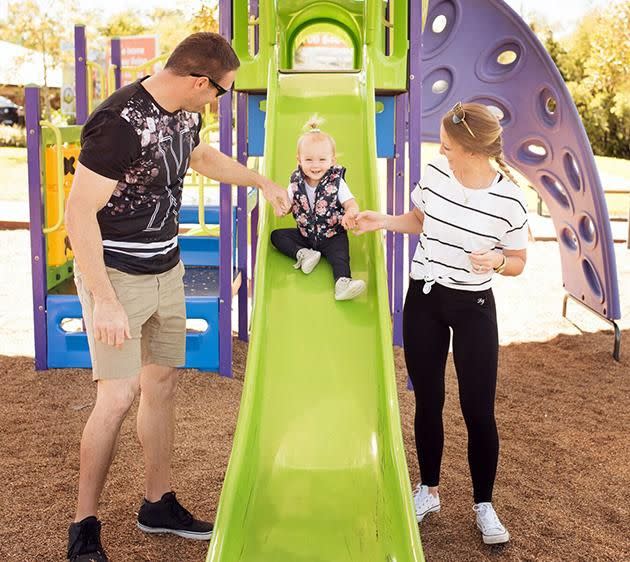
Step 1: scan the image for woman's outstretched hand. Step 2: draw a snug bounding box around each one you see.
[354,210,387,235]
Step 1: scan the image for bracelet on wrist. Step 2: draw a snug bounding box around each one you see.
[493,254,507,274]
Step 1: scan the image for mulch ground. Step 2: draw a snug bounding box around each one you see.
[1,331,628,562]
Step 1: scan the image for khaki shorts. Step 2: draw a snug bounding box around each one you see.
[75,261,186,381]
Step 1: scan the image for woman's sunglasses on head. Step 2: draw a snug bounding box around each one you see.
[451,101,476,138]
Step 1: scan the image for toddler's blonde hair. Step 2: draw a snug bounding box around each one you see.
[297,114,336,156]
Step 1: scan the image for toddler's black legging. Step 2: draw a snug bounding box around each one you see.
[403,279,499,504]
[270,228,351,281]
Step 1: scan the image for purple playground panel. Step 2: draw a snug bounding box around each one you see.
[237,92,249,343]
[219,0,234,376]
[420,0,621,333]
[74,25,88,126]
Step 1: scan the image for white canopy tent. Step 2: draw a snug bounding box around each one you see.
[0,40,62,87]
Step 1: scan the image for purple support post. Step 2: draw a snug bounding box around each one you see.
[393,94,407,346]
[110,38,122,90]
[251,0,259,54]
[236,92,249,342]
[408,0,423,259]
[26,87,47,370]
[385,1,391,56]
[74,25,88,125]
[249,0,259,295]
[218,0,233,376]
[386,158,394,312]
[251,193,259,290]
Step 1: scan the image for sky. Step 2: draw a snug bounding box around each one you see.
[0,0,619,35]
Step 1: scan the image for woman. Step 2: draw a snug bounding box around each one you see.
[356,102,528,545]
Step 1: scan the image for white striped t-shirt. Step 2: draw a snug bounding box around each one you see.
[410,155,528,292]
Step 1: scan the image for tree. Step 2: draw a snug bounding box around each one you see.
[146,8,191,57]
[538,3,630,158]
[568,2,630,158]
[0,0,76,117]
[98,11,148,39]
[190,3,219,34]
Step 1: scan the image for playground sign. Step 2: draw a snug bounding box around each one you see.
[110,36,159,86]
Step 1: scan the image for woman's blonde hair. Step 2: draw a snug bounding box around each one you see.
[297,114,336,156]
[442,102,519,186]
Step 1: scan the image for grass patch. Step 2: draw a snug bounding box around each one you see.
[1,144,628,218]
[0,147,28,202]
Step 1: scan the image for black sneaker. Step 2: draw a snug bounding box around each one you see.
[137,491,213,540]
[67,516,109,561]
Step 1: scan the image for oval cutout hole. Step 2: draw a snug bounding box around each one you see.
[486,105,505,121]
[432,14,448,33]
[61,318,84,333]
[560,227,579,252]
[579,215,597,245]
[432,79,449,94]
[527,144,547,156]
[540,174,571,210]
[187,319,209,333]
[563,152,583,192]
[497,50,518,65]
[518,140,549,165]
[582,259,604,301]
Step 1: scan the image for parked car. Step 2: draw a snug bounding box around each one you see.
[0,96,20,126]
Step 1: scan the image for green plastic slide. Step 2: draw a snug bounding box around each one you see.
[207,65,424,561]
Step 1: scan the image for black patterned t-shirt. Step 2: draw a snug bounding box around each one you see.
[79,77,202,274]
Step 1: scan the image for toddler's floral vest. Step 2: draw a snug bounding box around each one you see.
[289,165,346,242]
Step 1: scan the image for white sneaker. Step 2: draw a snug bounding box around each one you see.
[413,484,440,522]
[334,277,366,301]
[294,248,321,274]
[473,502,510,544]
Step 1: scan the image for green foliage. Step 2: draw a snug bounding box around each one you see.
[0,0,77,117]
[98,11,148,38]
[148,9,192,56]
[540,3,630,158]
[190,4,220,34]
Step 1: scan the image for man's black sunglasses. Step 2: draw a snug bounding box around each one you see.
[190,73,230,97]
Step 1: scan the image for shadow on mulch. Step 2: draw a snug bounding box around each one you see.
[0,332,628,562]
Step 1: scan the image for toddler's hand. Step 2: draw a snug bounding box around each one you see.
[342,210,358,230]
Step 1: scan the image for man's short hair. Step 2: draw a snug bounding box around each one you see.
[165,32,240,80]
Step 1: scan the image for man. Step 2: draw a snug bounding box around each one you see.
[65,32,289,562]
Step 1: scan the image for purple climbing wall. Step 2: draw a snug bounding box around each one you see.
[420,0,621,321]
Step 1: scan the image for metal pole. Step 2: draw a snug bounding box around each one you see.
[26,86,48,370]
[393,93,407,346]
[218,0,233,376]
[74,25,88,125]
[236,92,249,341]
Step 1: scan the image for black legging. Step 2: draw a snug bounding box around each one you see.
[271,228,351,281]
[403,279,499,504]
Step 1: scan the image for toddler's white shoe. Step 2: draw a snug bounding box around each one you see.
[294,248,321,274]
[334,277,366,300]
